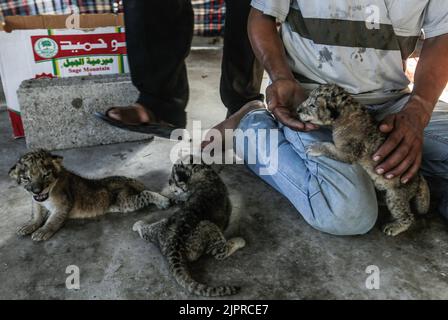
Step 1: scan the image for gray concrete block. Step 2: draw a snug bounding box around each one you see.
[17,74,152,150]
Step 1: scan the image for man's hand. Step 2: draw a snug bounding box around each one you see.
[266,79,318,131]
[248,8,319,132]
[372,97,431,184]
[373,34,448,184]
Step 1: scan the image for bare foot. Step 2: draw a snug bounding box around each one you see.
[107,103,152,124]
[106,103,178,128]
[201,100,265,150]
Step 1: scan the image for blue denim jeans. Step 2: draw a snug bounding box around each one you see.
[235,95,448,236]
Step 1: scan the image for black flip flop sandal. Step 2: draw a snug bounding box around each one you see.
[94,109,183,139]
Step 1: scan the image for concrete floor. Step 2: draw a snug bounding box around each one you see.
[1,50,448,300]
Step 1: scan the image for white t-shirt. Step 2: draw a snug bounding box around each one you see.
[251,0,448,104]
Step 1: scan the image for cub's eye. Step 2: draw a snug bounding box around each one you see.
[21,176,30,182]
[43,171,51,178]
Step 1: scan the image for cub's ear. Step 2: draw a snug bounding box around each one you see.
[8,164,20,183]
[328,105,340,120]
[51,154,63,165]
[180,154,196,166]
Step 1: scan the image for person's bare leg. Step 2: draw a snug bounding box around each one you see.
[201,100,265,150]
[113,0,193,129]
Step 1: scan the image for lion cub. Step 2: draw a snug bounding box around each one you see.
[133,156,245,297]
[9,149,170,241]
[296,84,430,236]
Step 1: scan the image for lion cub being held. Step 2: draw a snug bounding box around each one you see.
[9,149,170,241]
[296,84,430,236]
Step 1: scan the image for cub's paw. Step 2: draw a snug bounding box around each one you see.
[229,237,246,251]
[226,237,247,258]
[17,223,40,236]
[31,228,55,241]
[306,144,325,157]
[132,220,145,238]
[382,221,411,237]
[155,195,171,210]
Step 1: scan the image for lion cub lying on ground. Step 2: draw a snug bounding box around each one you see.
[9,149,170,241]
[133,156,245,297]
[296,84,430,236]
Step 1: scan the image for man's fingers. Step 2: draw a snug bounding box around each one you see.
[273,107,306,131]
[265,85,279,111]
[266,81,315,131]
[268,94,311,130]
[304,122,319,131]
[272,106,318,131]
[383,146,417,179]
[401,154,422,184]
[375,141,411,175]
[266,97,278,113]
[379,114,396,133]
[373,130,404,163]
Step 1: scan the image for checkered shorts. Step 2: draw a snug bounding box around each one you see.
[0,0,120,16]
[192,0,225,36]
[0,0,225,36]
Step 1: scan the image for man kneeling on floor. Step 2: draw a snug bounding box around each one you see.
[209,0,448,235]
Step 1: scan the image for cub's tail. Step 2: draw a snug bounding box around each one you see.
[165,242,240,297]
[413,175,430,215]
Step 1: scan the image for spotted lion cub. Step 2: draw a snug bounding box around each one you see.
[296,84,430,236]
[133,156,245,297]
[9,149,170,241]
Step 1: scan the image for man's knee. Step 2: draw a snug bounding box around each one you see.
[306,172,379,236]
[234,109,277,159]
[310,194,378,236]
[237,109,275,131]
[321,205,378,236]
